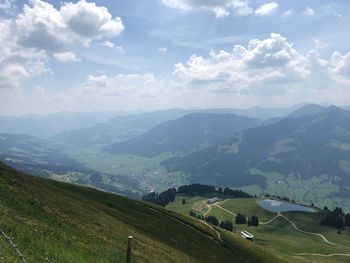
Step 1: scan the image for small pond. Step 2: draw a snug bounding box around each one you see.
[258,199,316,213]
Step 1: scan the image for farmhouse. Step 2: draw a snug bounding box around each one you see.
[207,197,220,204]
[241,231,254,241]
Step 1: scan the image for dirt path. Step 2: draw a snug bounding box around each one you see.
[296,253,350,257]
[203,205,212,216]
[279,214,336,245]
[260,212,281,225]
[292,255,316,263]
[213,203,236,217]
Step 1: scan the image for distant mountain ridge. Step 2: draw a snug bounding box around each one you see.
[105,113,259,157]
[163,105,350,209]
[0,111,121,138]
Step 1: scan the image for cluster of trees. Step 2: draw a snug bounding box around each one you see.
[235,213,247,224]
[189,211,257,230]
[189,212,233,231]
[220,220,234,231]
[247,216,259,226]
[143,183,252,207]
[142,188,176,206]
[178,183,252,198]
[178,184,216,195]
[320,207,350,233]
[235,213,259,226]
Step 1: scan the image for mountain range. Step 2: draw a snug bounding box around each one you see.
[1,104,350,210]
[163,105,350,208]
[106,113,259,157]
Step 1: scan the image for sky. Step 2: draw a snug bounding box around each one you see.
[0,0,350,116]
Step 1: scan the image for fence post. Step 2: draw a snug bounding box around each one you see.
[126,236,133,263]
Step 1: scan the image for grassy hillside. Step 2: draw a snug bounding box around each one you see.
[167,195,350,263]
[0,163,281,262]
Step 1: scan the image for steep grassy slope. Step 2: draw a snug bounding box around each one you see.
[0,163,281,263]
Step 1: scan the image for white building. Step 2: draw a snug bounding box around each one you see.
[241,231,254,241]
[207,197,220,204]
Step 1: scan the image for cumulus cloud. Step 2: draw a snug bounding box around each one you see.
[0,18,49,88]
[0,0,124,89]
[254,2,278,16]
[303,7,315,16]
[173,33,349,95]
[15,0,124,51]
[158,47,168,52]
[331,52,350,84]
[161,0,253,17]
[0,0,14,10]
[53,52,79,62]
[61,0,124,39]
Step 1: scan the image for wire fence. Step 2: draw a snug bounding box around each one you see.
[0,229,28,263]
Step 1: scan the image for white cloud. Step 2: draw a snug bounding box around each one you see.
[161,0,253,17]
[173,33,348,95]
[331,52,350,84]
[0,18,49,88]
[15,0,124,51]
[60,0,124,39]
[100,41,125,53]
[313,38,327,49]
[53,52,79,62]
[158,47,168,52]
[254,2,279,16]
[282,9,294,18]
[0,0,124,89]
[303,7,315,16]
[77,74,169,97]
[0,0,14,10]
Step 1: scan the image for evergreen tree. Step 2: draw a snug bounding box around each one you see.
[235,213,247,224]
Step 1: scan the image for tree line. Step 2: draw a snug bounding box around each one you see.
[142,188,176,206]
[142,183,251,207]
[178,183,251,198]
[320,207,350,233]
[235,213,259,226]
[189,211,259,229]
[189,211,234,231]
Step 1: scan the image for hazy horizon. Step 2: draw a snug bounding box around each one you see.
[1,0,350,115]
[0,102,347,118]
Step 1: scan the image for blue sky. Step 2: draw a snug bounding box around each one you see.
[0,0,350,115]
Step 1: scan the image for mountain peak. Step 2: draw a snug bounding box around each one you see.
[288,104,326,118]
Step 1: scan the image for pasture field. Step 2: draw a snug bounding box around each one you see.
[167,195,350,263]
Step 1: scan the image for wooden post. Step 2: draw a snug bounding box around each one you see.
[126,236,133,263]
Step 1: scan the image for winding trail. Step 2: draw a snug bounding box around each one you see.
[292,256,316,263]
[279,214,336,245]
[192,199,350,254]
[258,211,338,246]
[203,205,212,216]
[259,212,281,225]
[296,253,350,257]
